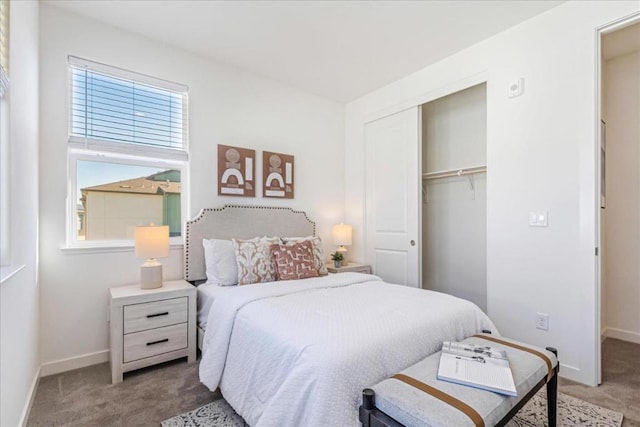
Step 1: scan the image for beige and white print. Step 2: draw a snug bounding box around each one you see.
[262,151,294,199]
[218,144,256,197]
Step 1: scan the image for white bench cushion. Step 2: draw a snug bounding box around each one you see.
[371,335,558,427]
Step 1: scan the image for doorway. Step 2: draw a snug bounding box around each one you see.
[597,16,640,385]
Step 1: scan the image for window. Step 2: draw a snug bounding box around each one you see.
[0,0,10,266]
[67,57,189,248]
[0,0,8,97]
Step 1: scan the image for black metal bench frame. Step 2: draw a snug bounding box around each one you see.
[359,345,559,427]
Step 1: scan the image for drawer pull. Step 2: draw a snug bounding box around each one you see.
[146,338,169,346]
[147,312,169,319]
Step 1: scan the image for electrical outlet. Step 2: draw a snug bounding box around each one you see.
[536,312,549,331]
[508,78,524,98]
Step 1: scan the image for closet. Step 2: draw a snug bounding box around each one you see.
[421,83,487,311]
[600,22,640,345]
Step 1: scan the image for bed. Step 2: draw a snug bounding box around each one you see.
[185,205,497,427]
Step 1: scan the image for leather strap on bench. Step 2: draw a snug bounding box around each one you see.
[472,334,554,383]
[391,373,485,427]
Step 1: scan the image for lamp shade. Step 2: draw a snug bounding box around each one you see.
[135,225,169,259]
[332,223,353,246]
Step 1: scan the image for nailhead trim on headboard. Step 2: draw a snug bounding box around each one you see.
[184,205,316,282]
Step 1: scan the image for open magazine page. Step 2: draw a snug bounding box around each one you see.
[437,341,517,396]
[441,341,508,360]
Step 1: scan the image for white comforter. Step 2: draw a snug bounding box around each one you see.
[199,273,497,427]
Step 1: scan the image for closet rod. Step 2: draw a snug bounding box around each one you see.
[422,165,487,180]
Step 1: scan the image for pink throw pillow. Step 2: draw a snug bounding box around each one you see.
[271,240,319,281]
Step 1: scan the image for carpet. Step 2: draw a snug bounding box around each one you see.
[162,390,624,427]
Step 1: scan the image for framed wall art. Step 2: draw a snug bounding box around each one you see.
[218,144,256,197]
[263,151,294,199]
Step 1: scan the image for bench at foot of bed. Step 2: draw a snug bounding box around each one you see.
[359,333,559,427]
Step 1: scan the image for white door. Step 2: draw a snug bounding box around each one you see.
[365,107,420,287]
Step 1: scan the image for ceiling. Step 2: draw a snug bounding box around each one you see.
[47,0,565,103]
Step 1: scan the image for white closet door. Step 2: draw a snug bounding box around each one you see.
[365,107,420,287]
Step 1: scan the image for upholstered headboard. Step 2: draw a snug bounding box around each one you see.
[184,205,316,282]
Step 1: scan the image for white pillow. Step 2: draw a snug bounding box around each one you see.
[202,238,239,286]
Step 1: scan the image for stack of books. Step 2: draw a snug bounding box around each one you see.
[437,341,517,396]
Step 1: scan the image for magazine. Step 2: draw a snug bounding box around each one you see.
[437,341,517,396]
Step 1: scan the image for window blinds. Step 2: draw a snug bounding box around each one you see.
[0,0,9,97]
[69,56,188,155]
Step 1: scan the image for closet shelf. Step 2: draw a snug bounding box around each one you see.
[422,165,487,180]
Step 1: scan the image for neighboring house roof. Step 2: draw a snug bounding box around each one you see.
[147,170,181,183]
[82,170,181,195]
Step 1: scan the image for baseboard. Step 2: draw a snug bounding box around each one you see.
[19,366,40,427]
[604,327,640,344]
[40,349,109,377]
[557,362,582,383]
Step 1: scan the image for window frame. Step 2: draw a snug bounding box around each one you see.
[0,0,9,267]
[0,90,9,266]
[66,57,189,250]
[66,148,190,249]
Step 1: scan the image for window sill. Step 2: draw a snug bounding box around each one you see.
[0,264,26,284]
[61,243,184,255]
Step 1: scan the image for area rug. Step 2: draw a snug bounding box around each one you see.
[161,399,247,427]
[161,390,623,427]
[506,389,623,427]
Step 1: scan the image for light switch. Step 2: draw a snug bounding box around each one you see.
[529,212,537,225]
[529,211,548,227]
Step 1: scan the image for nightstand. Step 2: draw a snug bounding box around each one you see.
[109,279,196,384]
[326,262,372,274]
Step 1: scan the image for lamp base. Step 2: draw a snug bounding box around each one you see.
[140,261,163,289]
[337,246,349,266]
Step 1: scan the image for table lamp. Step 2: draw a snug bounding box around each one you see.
[135,224,169,289]
[332,223,352,265]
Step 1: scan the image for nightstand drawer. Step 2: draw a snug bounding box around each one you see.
[123,323,188,363]
[123,297,188,334]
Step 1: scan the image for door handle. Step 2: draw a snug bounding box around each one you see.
[410,240,415,246]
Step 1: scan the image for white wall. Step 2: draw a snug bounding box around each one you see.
[0,1,40,425]
[38,4,345,373]
[603,50,640,344]
[422,84,487,311]
[346,1,640,386]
